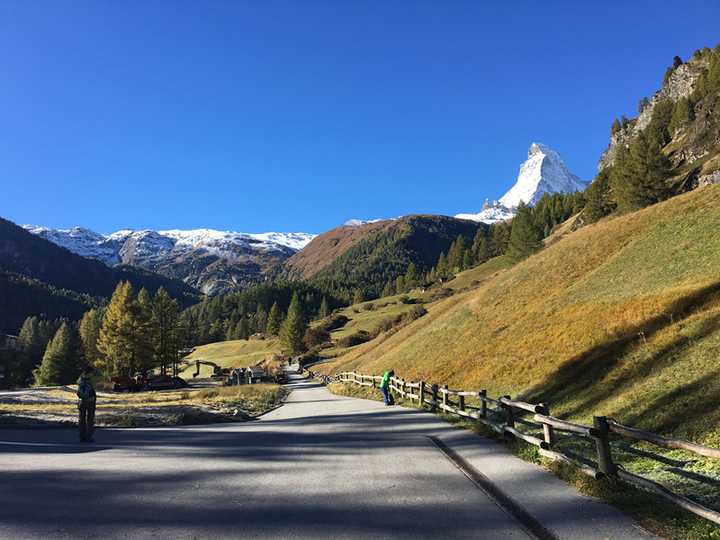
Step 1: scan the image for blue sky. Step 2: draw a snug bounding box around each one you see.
[1,1,718,234]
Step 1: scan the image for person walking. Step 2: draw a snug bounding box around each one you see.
[380,369,395,406]
[77,372,97,442]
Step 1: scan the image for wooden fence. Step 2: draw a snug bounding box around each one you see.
[307,369,720,527]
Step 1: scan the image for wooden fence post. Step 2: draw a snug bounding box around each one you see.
[458,394,465,412]
[419,381,425,407]
[479,390,487,418]
[539,403,554,448]
[503,395,514,428]
[593,416,617,477]
[442,385,448,409]
[431,384,438,412]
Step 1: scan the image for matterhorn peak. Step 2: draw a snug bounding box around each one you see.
[455,143,586,224]
[499,143,585,209]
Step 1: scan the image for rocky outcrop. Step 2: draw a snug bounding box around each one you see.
[598,56,710,171]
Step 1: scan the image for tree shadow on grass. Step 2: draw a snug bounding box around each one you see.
[520,280,720,425]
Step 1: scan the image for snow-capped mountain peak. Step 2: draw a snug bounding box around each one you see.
[499,142,586,209]
[455,143,586,224]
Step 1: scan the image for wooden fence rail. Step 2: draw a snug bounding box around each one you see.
[307,369,720,527]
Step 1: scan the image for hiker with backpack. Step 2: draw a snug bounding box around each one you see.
[379,369,395,406]
[77,372,97,442]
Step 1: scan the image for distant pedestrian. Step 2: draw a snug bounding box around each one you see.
[77,372,97,442]
[380,370,395,406]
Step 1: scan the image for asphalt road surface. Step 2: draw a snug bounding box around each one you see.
[0,371,653,539]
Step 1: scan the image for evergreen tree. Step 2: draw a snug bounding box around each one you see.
[18,316,43,359]
[237,318,251,340]
[34,322,82,385]
[280,292,307,356]
[255,304,268,333]
[462,249,474,270]
[435,252,449,279]
[395,274,406,293]
[668,97,694,133]
[447,235,466,271]
[266,302,283,335]
[610,132,672,212]
[79,308,103,370]
[584,169,616,222]
[506,203,543,262]
[318,296,330,319]
[611,118,621,136]
[134,288,156,374]
[381,280,395,298]
[404,262,419,290]
[151,288,179,376]
[352,289,365,305]
[488,222,511,256]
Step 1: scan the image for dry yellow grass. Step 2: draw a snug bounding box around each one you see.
[182,338,282,377]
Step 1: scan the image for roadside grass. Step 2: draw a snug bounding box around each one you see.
[181,338,281,378]
[0,384,286,427]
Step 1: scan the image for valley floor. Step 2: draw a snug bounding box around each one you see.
[0,370,650,539]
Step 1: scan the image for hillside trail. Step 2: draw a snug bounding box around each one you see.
[0,367,654,539]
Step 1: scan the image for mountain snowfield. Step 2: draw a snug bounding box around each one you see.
[24,226,316,295]
[456,143,587,223]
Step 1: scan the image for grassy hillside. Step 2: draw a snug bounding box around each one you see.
[320,184,720,447]
[181,338,281,377]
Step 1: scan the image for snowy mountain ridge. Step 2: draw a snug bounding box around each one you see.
[456,143,587,224]
[23,225,316,295]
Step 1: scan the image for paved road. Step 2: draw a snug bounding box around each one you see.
[0,372,652,539]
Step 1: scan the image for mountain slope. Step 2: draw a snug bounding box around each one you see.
[25,226,316,295]
[320,184,720,446]
[0,217,200,332]
[456,143,586,223]
[282,220,395,280]
[288,215,485,298]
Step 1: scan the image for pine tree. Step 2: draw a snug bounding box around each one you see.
[489,222,511,256]
[318,296,330,318]
[266,302,283,335]
[79,308,103,370]
[507,203,543,262]
[435,252,448,279]
[255,304,268,333]
[584,169,616,222]
[668,97,694,134]
[134,288,156,374]
[280,292,307,356]
[462,248,474,270]
[395,274,406,293]
[610,132,672,212]
[34,322,82,385]
[404,262,419,290]
[237,318,251,340]
[381,280,395,298]
[151,288,179,376]
[447,235,466,271]
[18,316,43,359]
[352,289,365,305]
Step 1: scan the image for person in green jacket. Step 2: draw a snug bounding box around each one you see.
[380,370,395,406]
